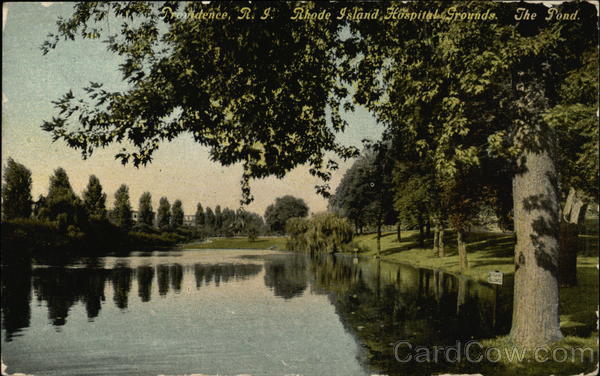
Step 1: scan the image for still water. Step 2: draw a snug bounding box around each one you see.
[1,249,512,375]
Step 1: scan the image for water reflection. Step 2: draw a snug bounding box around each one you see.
[137,265,154,302]
[2,251,516,375]
[307,254,512,375]
[1,261,31,341]
[1,259,264,333]
[264,254,308,299]
[193,263,262,288]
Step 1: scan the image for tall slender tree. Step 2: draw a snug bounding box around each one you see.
[194,203,205,227]
[214,205,223,235]
[205,207,215,232]
[1,158,33,220]
[82,175,107,220]
[112,184,133,230]
[156,197,171,231]
[171,200,184,228]
[138,192,154,227]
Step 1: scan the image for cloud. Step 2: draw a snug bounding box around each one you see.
[41,2,54,7]
[2,92,7,104]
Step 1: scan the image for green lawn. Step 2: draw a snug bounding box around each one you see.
[352,229,599,370]
[352,230,598,284]
[181,236,288,250]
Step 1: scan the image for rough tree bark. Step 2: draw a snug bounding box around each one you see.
[457,229,469,271]
[559,188,588,287]
[509,77,563,347]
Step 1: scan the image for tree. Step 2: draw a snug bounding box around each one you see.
[264,195,309,235]
[393,164,435,249]
[171,200,184,228]
[82,175,107,220]
[112,184,133,230]
[204,207,215,233]
[2,158,32,220]
[332,146,396,255]
[138,192,154,227]
[156,197,171,230]
[41,2,358,205]
[545,47,598,287]
[194,203,205,227]
[214,205,223,235]
[42,167,86,229]
[40,1,597,348]
[220,207,237,237]
[345,1,597,347]
[286,213,353,254]
[329,152,378,235]
[236,209,264,241]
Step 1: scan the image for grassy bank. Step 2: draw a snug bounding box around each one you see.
[352,230,597,282]
[1,218,199,260]
[182,236,288,250]
[351,229,599,373]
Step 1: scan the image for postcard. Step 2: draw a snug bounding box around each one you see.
[2,1,598,375]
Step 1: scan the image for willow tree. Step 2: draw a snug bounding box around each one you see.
[42,1,596,348]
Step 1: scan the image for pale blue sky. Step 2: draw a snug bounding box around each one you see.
[2,2,382,215]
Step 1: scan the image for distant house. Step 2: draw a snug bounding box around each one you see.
[130,210,156,226]
[183,214,195,226]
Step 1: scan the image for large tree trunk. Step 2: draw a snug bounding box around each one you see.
[457,229,469,271]
[510,129,563,347]
[559,188,588,287]
[425,218,431,238]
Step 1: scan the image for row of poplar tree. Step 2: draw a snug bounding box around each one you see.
[1,158,264,237]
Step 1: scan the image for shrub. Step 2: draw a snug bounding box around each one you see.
[286,213,354,254]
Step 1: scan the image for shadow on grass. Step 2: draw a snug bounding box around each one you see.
[559,265,599,337]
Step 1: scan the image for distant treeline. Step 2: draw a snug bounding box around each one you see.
[0,159,264,258]
[1,159,321,258]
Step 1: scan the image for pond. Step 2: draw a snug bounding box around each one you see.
[1,248,514,376]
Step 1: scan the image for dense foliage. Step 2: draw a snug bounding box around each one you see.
[35,0,600,349]
[265,195,310,235]
[1,158,33,220]
[286,213,354,254]
[82,175,107,220]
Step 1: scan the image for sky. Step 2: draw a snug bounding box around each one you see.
[1,2,382,216]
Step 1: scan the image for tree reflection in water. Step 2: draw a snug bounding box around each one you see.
[263,254,308,299]
[2,252,515,375]
[137,265,154,302]
[192,263,262,289]
[1,261,32,342]
[306,253,512,375]
[7,260,264,332]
